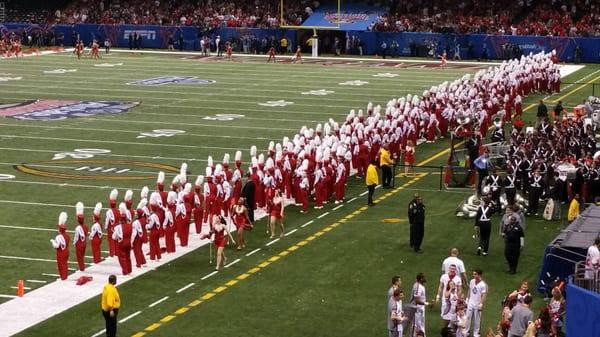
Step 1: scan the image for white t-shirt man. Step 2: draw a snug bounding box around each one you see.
[440,273,462,297]
[585,242,600,279]
[442,256,466,275]
[468,279,488,309]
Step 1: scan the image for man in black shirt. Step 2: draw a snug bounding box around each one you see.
[408,194,419,249]
[241,174,256,223]
[409,196,425,253]
[536,100,548,127]
[503,215,524,274]
[553,100,563,121]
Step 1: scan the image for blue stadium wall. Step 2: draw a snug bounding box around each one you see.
[566,283,600,337]
[1,23,599,63]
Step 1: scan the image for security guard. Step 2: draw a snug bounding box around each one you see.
[502,215,524,274]
[475,198,493,256]
[408,194,419,249]
[410,195,426,253]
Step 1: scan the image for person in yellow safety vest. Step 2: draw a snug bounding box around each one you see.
[379,144,394,188]
[567,193,580,223]
[366,160,379,206]
[101,274,121,337]
[280,37,288,54]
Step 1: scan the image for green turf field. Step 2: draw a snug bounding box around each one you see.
[0,52,597,337]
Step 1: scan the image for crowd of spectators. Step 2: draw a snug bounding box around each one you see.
[371,0,600,37]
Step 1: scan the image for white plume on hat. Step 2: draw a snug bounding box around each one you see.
[258,153,265,165]
[119,202,128,216]
[149,192,161,206]
[137,199,147,210]
[124,189,133,202]
[223,153,230,164]
[109,189,118,201]
[207,156,214,168]
[184,183,192,194]
[250,145,257,157]
[268,141,275,152]
[205,167,213,177]
[58,212,68,225]
[75,202,84,216]
[251,157,258,168]
[93,202,102,216]
[140,186,149,199]
[195,175,204,186]
[235,150,242,162]
[167,191,177,204]
[157,171,165,184]
[180,163,188,183]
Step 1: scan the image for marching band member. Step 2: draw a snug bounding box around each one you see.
[164,191,177,253]
[73,202,88,272]
[50,212,70,280]
[269,189,285,239]
[213,215,232,271]
[131,199,148,268]
[112,203,133,276]
[105,189,119,257]
[193,176,205,234]
[146,193,162,261]
[232,197,252,250]
[232,151,244,203]
[124,190,134,223]
[89,202,103,264]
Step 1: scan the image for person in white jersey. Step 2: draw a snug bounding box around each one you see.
[441,247,467,290]
[465,269,487,337]
[410,273,430,337]
[436,264,463,327]
[585,237,600,280]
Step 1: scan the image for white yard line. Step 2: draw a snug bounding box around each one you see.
[265,238,280,246]
[25,280,47,284]
[175,283,195,294]
[201,271,218,280]
[148,296,169,308]
[0,179,144,192]
[0,224,60,232]
[0,146,202,162]
[245,248,261,257]
[332,204,344,211]
[316,212,330,219]
[359,191,368,196]
[10,286,32,290]
[90,329,106,337]
[284,228,298,237]
[301,220,314,228]
[0,200,80,209]
[41,273,59,277]
[0,295,17,299]
[0,255,79,265]
[225,258,241,268]
[348,197,357,203]
[118,310,142,323]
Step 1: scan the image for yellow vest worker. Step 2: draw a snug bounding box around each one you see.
[568,197,580,222]
[379,146,394,188]
[101,275,121,337]
[366,162,379,206]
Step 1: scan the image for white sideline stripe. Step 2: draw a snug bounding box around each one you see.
[90,329,106,337]
[0,200,79,209]
[265,238,279,246]
[41,273,59,277]
[332,204,344,211]
[10,286,32,290]
[284,229,297,237]
[317,212,330,219]
[0,255,79,264]
[0,134,245,151]
[175,283,195,293]
[301,220,314,228]
[245,248,261,257]
[201,271,218,280]
[0,295,17,299]
[225,258,241,268]
[359,191,368,196]
[348,197,357,202]
[101,250,110,254]
[119,310,142,323]
[0,224,58,232]
[25,280,47,284]
[148,296,169,308]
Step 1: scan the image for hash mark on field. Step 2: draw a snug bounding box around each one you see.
[359,191,368,196]
[268,256,280,262]
[301,220,313,227]
[266,238,279,246]
[26,280,47,284]
[225,258,241,268]
[131,333,146,337]
[148,296,169,308]
[246,248,261,256]
[332,204,344,211]
[201,271,218,280]
[188,300,202,307]
[119,310,142,323]
[287,245,299,252]
[42,273,59,277]
[0,294,17,298]
[317,212,329,219]
[90,329,106,337]
[279,250,290,257]
[284,229,297,236]
[175,283,195,293]
[348,197,357,203]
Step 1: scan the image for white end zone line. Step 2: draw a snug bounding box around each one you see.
[301,220,314,228]
[148,296,169,308]
[119,310,142,323]
[245,248,261,257]
[0,295,17,299]
[284,229,298,237]
[317,212,330,219]
[175,283,195,294]
[201,271,218,280]
[265,238,279,246]
[225,258,241,268]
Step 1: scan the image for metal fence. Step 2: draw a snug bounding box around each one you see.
[573,261,600,294]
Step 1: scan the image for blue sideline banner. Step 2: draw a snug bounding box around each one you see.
[566,282,600,337]
[1,23,598,62]
[301,5,384,30]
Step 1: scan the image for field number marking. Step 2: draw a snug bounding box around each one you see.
[202,114,245,121]
[52,148,111,160]
[339,80,369,86]
[301,89,335,96]
[258,100,294,107]
[0,174,15,180]
[137,129,185,139]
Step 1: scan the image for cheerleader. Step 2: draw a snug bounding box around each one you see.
[213,215,232,271]
[269,189,285,239]
[231,198,252,250]
[441,281,459,329]
[404,139,416,176]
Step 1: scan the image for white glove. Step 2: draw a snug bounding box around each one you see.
[520,237,525,248]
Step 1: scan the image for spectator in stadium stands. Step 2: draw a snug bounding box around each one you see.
[366,160,379,206]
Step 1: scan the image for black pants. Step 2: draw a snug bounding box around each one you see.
[102,309,118,337]
[477,168,488,195]
[505,188,516,205]
[367,184,376,205]
[381,165,392,187]
[504,243,520,273]
[413,222,424,251]
[528,187,541,214]
[478,221,491,253]
[409,222,415,247]
[245,201,255,223]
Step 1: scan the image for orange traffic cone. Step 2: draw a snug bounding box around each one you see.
[17,280,24,297]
